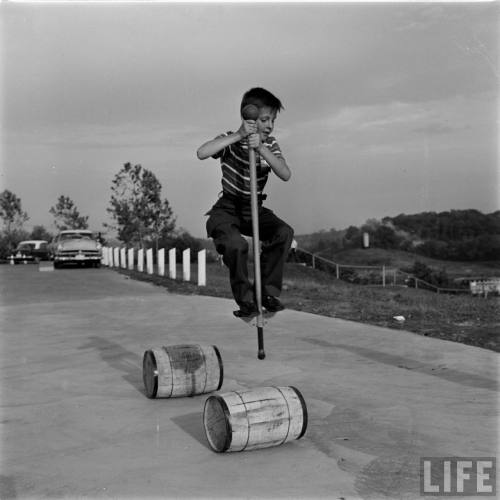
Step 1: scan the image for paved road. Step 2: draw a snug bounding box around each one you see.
[0,264,498,499]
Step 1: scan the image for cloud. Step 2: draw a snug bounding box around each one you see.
[4,123,204,150]
[309,92,492,137]
[412,122,464,135]
[395,4,446,32]
[297,101,432,138]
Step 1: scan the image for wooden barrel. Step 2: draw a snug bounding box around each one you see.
[143,344,223,398]
[203,386,307,452]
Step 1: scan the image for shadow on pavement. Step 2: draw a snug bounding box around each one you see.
[171,411,212,451]
[78,336,145,396]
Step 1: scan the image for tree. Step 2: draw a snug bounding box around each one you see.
[0,190,29,234]
[107,162,176,247]
[0,190,30,255]
[373,225,399,249]
[343,225,362,249]
[31,225,53,242]
[49,195,89,231]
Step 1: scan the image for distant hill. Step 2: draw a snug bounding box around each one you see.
[384,209,500,241]
[296,209,500,262]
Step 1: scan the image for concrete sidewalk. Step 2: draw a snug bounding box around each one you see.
[0,265,497,499]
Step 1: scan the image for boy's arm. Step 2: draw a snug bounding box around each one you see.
[196,132,242,160]
[196,120,256,160]
[255,142,291,182]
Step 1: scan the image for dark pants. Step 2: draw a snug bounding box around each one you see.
[206,196,294,305]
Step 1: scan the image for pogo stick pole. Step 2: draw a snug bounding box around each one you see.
[241,104,265,360]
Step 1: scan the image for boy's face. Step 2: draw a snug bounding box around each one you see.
[256,106,277,140]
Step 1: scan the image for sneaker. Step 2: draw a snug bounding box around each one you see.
[234,301,259,318]
[262,295,285,312]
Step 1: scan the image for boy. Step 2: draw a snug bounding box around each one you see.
[197,87,294,317]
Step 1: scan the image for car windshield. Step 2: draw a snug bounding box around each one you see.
[60,233,93,241]
[18,243,35,250]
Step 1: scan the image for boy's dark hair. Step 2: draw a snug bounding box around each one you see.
[240,87,284,115]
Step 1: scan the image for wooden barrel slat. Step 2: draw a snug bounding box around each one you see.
[143,344,223,399]
[156,347,174,398]
[203,386,307,452]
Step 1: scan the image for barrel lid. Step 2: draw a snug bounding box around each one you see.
[143,350,158,399]
[204,394,232,452]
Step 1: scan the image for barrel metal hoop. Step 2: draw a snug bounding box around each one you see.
[275,386,292,445]
[213,345,224,391]
[162,346,174,398]
[234,390,250,451]
[289,386,308,439]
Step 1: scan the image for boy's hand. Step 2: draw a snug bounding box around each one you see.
[248,132,261,150]
[237,119,257,139]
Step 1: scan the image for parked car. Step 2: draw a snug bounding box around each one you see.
[12,240,50,263]
[50,230,103,268]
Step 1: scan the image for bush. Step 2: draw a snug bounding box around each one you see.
[161,231,204,262]
[405,260,450,288]
[339,268,359,283]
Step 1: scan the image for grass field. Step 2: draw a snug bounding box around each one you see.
[302,247,500,279]
[118,260,499,353]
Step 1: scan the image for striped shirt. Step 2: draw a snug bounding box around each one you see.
[212,132,283,202]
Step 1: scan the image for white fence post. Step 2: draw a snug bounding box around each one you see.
[128,248,134,270]
[138,249,144,273]
[114,247,120,268]
[146,248,153,275]
[108,247,114,267]
[120,248,126,269]
[198,249,206,286]
[182,248,191,282]
[169,248,176,279]
[102,247,108,266]
[158,248,165,276]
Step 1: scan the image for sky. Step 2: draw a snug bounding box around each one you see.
[1,1,498,239]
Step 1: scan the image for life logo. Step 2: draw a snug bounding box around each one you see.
[420,457,496,496]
